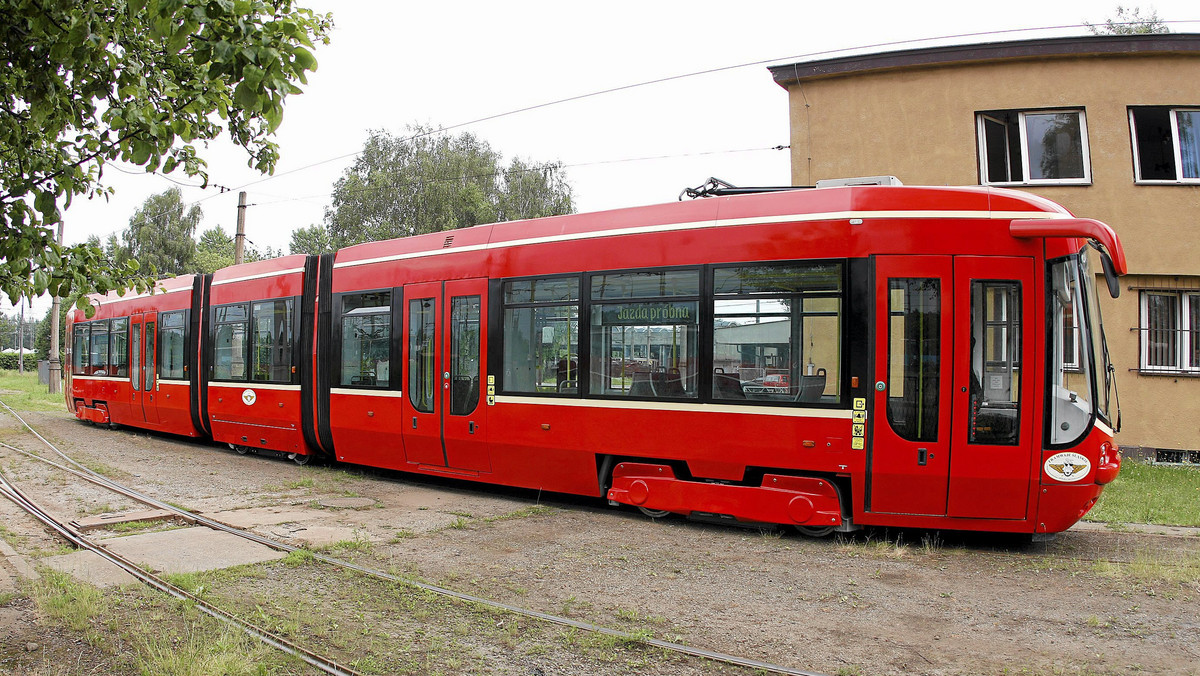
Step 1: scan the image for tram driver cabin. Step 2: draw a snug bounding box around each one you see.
[66,181,1126,536]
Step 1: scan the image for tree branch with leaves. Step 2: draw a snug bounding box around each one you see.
[0,0,332,311]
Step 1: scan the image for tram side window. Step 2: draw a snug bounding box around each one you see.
[213,304,249,381]
[340,291,391,388]
[89,321,110,375]
[71,324,90,376]
[110,318,129,377]
[712,262,843,403]
[969,282,1022,445]
[252,299,294,383]
[501,277,580,394]
[159,311,187,380]
[887,279,940,442]
[590,270,699,399]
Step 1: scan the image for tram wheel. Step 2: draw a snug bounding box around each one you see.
[637,506,671,519]
[289,452,312,466]
[795,525,836,538]
[234,445,250,455]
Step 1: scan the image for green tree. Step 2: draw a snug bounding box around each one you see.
[1085,6,1169,34]
[114,188,202,276]
[193,225,279,273]
[289,223,336,255]
[194,227,235,273]
[323,126,575,247]
[0,0,332,310]
[36,295,79,361]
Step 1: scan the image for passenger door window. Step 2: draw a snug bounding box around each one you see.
[886,278,941,442]
[408,298,437,413]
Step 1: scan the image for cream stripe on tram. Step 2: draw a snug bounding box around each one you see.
[334,209,1068,270]
[493,395,854,419]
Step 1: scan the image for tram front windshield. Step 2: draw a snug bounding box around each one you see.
[1048,249,1113,446]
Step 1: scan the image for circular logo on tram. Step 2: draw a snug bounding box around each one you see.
[1044,452,1090,483]
[241,389,257,406]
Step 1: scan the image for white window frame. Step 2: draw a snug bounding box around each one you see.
[1139,290,1200,373]
[976,109,1092,186]
[1129,107,1200,184]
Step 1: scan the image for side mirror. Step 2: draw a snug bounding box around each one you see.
[1099,250,1120,299]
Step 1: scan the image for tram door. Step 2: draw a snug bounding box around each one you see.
[947,257,1035,519]
[870,256,1034,519]
[400,280,490,472]
[871,256,954,515]
[129,312,160,424]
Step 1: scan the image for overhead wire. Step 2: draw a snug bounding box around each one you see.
[98,19,1200,228]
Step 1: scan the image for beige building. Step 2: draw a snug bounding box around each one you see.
[769,34,1200,459]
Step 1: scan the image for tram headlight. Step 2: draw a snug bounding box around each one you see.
[1095,441,1121,485]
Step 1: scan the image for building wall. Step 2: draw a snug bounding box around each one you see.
[782,52,1200,451]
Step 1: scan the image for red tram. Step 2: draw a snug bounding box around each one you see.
[66,183,1127,535]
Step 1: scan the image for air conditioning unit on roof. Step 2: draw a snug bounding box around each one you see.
[815,176,903,188]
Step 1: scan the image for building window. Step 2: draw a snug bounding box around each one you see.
[977,109,1091,185]
[1129,106,1200,183]
[1139,291,1200,373]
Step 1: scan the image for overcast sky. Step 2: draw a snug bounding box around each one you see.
[5,1,1198,317]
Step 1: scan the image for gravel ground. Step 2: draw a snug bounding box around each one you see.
[1,409,1198,675]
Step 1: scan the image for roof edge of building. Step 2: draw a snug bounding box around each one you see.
[769,33,1200,87]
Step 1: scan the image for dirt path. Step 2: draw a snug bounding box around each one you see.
[1,410,1198,675]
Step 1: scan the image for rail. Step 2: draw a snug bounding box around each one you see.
[0,399,828,676]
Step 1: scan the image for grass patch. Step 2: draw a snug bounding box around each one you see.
[483,505,555,523]
[31,568,106,632]
[389,529,417,543]
[321,531,374,554]
[283,478,315,490]
[0,371,68,412]
[132,620,281,676]
[282,548,316,567]
[1085,460,1200,527]
[1093,549,1200,585]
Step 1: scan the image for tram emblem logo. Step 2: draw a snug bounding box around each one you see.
[241,389,257,406]
[1044,452,1090,483]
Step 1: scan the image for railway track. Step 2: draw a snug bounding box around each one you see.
[0,400,828,676]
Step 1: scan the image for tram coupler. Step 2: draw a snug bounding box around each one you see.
[607,462,842,527]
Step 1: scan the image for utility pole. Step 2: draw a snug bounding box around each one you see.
[17,301,24,375]
[48,221,64,394]
[235,191,247,265]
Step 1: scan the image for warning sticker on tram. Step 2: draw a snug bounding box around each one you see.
[851,438,865,450]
